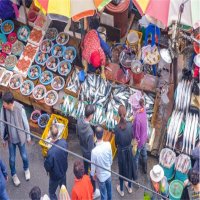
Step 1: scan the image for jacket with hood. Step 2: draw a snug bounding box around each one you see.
[77,118,94,159]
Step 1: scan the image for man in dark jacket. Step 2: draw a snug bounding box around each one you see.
[77,104,100,199]
[44,124,68,200]
[0,158,9,200]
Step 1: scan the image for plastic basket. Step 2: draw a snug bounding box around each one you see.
[110,134,117,159]
[175,170,188,183]
[39,114,68,157]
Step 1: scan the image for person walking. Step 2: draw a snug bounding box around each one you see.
[0,158,9,200]
[77,104,100,199]
[71,160,93,200]
[91,126,112,200]
[0,92,31,186]
[133,98,148,177]
[44,124,68,200]
[114,105,136,197]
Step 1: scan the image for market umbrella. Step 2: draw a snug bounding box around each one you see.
[34,0,111,21]
[132,0,200,29]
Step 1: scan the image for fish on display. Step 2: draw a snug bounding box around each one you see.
[66,68,80,93]
[181,113,199,155]
[60,94,77,116]
[159,148,176,168]
[92,106,106,125]
[175,154,191,174]
[75,101,86,119]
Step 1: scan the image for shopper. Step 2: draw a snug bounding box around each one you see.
[114,105,135,197]
[29,186,50,200]
[91,126,112,200]
[0,91,31,186]
[150,164,169,199]
[0,158,9,200]
[81,29,107,79]
[44,124,68,200]
[191,143,200,171]
[181,168,200,200]
[133,98,148,177]
[77,104,100,199]
[71,160,93,200]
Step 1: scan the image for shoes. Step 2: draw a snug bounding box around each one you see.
[125,182,133,194]
[25,169,30,181]
[12,174,20,186]
[93,188,100,199]
[116,185,124,197]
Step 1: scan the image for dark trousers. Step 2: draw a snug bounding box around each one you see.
[49,175,66,200]
[98,176,112,200]
[83,156,96,192]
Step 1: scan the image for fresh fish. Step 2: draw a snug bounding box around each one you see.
[66,69,80,93]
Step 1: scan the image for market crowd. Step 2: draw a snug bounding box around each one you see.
[0,91,199,200]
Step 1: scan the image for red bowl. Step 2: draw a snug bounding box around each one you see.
[194,34,200,54]
[28,10,38,22]
[8,32,17,44]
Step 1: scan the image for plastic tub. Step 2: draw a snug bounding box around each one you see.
[30,110,41,123]
[169,180,184,200]
[38,114,50,129]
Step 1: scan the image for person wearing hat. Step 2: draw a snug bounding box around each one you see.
[150,165,169,199]
[193,54,200,78]
[81,29,108,79]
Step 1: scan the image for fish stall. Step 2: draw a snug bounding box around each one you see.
[0,0,167,157]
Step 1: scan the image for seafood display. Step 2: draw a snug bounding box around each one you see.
[51,44,63,57]
[66,68,80,93]
[51,76,65,91]
[45,28,58,41]
[2,42,12,54]
[159,148,176,168]
[23,43,38,60]
[80,74,112,106]
[9,73,23,89]
[175,80,192,113]
[40,70,53,85]
[0,33,7,50]
[56,32,69,45]
[31,110,41,123]
[15,58,31,73]
[75,101,87,119]
[60,94,77,116]
[1,20,14,34]
[0,52,6,64]
[5,55,17,70]
[20,80,34,96]
[34,14,47,29]
[44,90,58,106]
[63,46,76,62]
[92,106,106,125]
[28,65,41,80]
[0,70,13,86]
[17,26,30,42]
[58,61,71,76]
[11,40,24,56]
[29,28,44,45]
[46,56,59,71]
[166,111,184,149]
[35,52,48,65]
[33,84,46,100]
[175,154,191,174]
[181,113,199,155]
[8,32,17,44]
[40,39,52,53]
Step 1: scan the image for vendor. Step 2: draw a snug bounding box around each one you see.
[82,29,109,79]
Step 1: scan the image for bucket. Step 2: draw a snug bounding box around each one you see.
[175,170,188,183]
[131,60,144,84]
[115,68,131,84]
[169,180,184,200]
[161,164,175,181]
[97,26,106,42]
[105,0,130,38]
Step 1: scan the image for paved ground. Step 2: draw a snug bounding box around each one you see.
[0,130,157,200]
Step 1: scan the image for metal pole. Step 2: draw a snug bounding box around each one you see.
[0,118,168,199]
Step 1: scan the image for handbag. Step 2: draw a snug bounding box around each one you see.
[3,107,9,141]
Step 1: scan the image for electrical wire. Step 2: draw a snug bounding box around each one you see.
[0,118,168,199]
